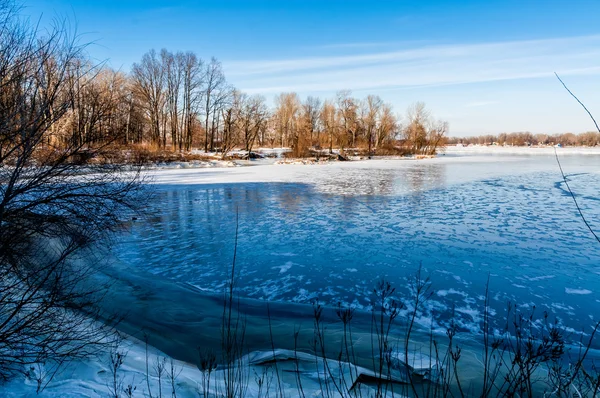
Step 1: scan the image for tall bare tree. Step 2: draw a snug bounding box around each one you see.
[132,49,166,147]
[273,92,300,151]
[361,95,383,158]
[220,89,241,158]
[163,50,183,151]
[180,52,201,150]
[320,100,338,154]
[237,94,268,155]
[403,102,447,155]
[203,57,226,152]
[375,103,398,149]
[336,90,358,149]
[66,63,131,147]
[301,96,322,149]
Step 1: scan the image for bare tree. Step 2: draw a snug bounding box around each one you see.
[180,52,204,151]
[424,119,448,155]
[163,50,183,151]
[203,57,226,152]
[362,95,383,158]
[375,103,398,149]
[336,90,358,149]
[320,100,338,154]
[273,92,301,150]
[65,63,131,147]
[402,102,447,155]
[403,102,429,154]
[300,96,322,149]
[132,49,166,148]
[220,89,241,159]
[209,85,231,152]
[237,93,268,155]
[0,1,142,385]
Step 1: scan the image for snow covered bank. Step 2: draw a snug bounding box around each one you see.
[0,253,448,397]
[444,144,600,155]
[3,337,440,397]
[142,145,600,191]
[145,152,599,197]
[144,159,241,169]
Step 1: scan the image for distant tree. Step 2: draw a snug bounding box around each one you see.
[163,50,183,151]
[220,89,242,158]
[180,51,204,151]
[375,103,398,149]
[424,119,449,155]
[361,95,383,158]
[62,62,130,147]
[203,58,227,152]
[132,49,166,147]
[336,90,358,149]
[237,94,268,154]
[403,102,429,153]
[580,131,600,146]
[320,100,338,154]
[403,102,448,155]
[535,133,549,146]
[273,92,301,150]
[300,96,322,148]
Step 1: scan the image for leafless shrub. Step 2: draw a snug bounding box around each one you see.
[0,0,143,387]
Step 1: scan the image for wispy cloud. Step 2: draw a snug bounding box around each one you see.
[224,35,600,94]
[466,100,499,108]
[310,39,433,51]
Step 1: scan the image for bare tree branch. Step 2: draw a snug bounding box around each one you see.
[555,72,600,134]
[554,73,600,244]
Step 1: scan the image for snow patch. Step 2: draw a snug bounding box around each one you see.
[272,261,293,274]
[436,289,468,297]
[565,288,592,295]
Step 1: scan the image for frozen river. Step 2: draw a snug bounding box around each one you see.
[115,151,600,338]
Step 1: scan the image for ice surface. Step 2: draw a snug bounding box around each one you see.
[7,152,600,396]
[114,153,600,338]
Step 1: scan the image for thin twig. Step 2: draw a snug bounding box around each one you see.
[555,73,600,134]
[554,73,600,244]
[554,148,600,243]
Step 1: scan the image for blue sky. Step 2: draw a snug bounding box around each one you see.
[25,0,600,135]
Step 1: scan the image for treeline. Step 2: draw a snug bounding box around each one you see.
[32,47,449,160]
[447,131,600,147]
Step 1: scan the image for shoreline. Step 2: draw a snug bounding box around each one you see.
[138,145,600,172]
[443,144,600,155]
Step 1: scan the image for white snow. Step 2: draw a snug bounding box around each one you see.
[146,151,600,197]
[3,336,419,397]
[445,144,600,156]
[565,288,593,295]
[436,289,468,297]
[271,261,293,274]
